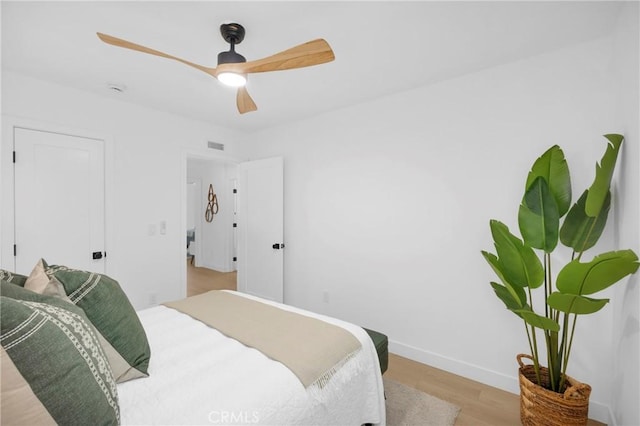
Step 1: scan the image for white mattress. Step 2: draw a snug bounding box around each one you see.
[118,292,386,425]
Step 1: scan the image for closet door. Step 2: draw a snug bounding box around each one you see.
[13,127,106,274]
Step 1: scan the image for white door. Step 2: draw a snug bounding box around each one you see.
[13,128,105,275]
[237,157,284,302]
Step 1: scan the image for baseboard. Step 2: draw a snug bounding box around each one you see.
[389,339,613,425]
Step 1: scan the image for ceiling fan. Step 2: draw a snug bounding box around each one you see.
[97,23,335,114]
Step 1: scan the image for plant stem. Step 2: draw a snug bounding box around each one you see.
[526,285,543,385]
[525,322,542,385]
[544,253,550,319]
[556,312,571,391]
[557,250,581,391]
[559,314,578,391]
[544,329,557,391]
[543,251,559,391]
[546,252,557,322]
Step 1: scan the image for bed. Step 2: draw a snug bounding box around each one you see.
[118,291,385,425]
[2,265,385,425]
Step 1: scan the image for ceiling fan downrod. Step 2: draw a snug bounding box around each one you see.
[218,23,247,65]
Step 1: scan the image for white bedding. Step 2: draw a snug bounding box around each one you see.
[118,292,386,425]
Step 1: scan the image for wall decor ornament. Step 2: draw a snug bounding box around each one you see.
[205,184,219,222]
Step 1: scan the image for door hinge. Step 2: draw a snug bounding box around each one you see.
[13,244,17,256]
[13,151,16,163]
[233,223,237,228]
[233,256,237,262]
[233,189,237,194]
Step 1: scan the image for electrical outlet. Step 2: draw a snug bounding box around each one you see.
[149,292,158,306]
[159,220,166,235]
[322,291,329,304]
[148,224,156,236]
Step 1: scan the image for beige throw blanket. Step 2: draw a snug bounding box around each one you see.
[164,291,362,388]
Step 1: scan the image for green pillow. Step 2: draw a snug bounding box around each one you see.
[0,269,28,287]
[2,279,66,305]
[24,259,151,383]
[1,294,119,425]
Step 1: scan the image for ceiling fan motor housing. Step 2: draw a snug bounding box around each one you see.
[218,50,246,65]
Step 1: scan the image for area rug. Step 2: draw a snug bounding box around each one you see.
[384,378,461,426]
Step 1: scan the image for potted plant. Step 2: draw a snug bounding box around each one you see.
[481,134,638,425]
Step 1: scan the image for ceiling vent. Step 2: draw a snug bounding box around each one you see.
[208,141,224,151]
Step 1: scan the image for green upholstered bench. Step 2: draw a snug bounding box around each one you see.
[363,328,388,375]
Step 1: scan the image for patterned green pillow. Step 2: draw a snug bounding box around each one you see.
[0,294,119,425]
[0,269,28,287]
[25,259,151,383]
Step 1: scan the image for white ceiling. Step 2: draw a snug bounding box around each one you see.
[2,1,623,133]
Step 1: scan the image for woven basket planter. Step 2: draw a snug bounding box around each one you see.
[517,354,592,426]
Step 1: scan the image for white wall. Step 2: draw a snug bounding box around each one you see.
[611,3,640,426]
[1,71,244,309]
[240,36,631,423]
[187,158,237,272]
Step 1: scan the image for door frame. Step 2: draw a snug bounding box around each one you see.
[1,116,114,274]
[180,148,241,298]
[185,179,202,266]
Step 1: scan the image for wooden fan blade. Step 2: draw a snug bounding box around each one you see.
[237,87,257,114]
[226,39,335,74]
[97,32,217,77]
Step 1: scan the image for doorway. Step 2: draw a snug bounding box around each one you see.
[180,152,284,303]
[185,157,238,296]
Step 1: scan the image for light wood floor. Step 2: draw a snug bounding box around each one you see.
[186,264,605,425]
[386,354,604,425]
[186,260,237,296]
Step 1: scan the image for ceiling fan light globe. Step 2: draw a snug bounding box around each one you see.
[218,72,247,87]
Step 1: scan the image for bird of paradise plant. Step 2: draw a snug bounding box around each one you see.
[482,134,638,392]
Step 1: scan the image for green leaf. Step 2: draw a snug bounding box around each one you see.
[547,292,609,315]
[560,190,610,252]
[525,145,572,217]
[481,251,510,285]
[518,177,559,252]
[489,220,544,288]
[585,134,623,217]
[513,308,560,332]
[490,281,527,311]
[557,250,639,295]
